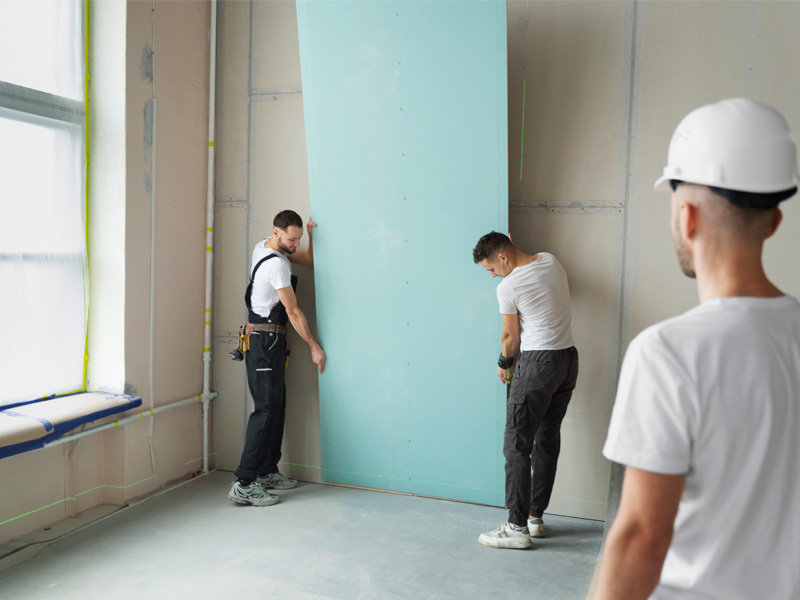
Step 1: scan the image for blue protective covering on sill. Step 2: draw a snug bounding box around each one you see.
[0,392,142,460]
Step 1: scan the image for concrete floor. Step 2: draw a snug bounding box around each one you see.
[0,470,603,599]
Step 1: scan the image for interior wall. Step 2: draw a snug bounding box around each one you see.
[0,0,211,547]
[212,0,322,483]
[213,0,610,520]
[506,0,629,520]
[211,0,800,525]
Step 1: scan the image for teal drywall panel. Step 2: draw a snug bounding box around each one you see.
[297,0,508,506]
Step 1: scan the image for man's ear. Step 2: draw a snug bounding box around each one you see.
[766,208,783,240]
[681,201,697,240]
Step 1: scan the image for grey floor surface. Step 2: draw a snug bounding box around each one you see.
[0,470,603,599]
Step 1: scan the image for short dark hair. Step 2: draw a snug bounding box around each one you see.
[670,179,796,209]
[273,210,303,230]
[473,231,511,264]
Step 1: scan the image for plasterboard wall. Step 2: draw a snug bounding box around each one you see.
[211,0,800,524]
[212,0,322,484]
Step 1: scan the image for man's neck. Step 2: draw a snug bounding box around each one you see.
[506,251,538,275]
[695,251,782,302]
[265,236,284,255]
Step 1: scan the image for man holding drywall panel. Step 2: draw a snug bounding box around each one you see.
[228,210,325,507]
[597,99,800,599]
[473,233,579,549]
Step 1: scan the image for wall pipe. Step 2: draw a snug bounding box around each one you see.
[202,0,219,475]
[43,392,218,451]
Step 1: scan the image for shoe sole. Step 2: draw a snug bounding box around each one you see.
[478,536,532,550]
[227,492,279,507]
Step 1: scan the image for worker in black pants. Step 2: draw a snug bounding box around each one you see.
[228,210,325,507]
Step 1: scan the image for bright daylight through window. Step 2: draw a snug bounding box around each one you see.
[0,0,86,406]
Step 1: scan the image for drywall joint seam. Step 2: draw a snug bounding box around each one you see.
[213,332,240,341]
[603,0,643,540]
[251,87,302,98]
[510,204,623,215]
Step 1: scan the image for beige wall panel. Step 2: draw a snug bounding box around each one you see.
[211,346,249,471]
[508,0,627,206]
[251,0,302,93]
[214,203,250,335]
[125,0,157,403]
[247,95,320,482]
[151,0,209,405]
[100,428,127,506]
[0,447,67,544]
[115,405,203,504]
[249,96,310,233]
[216,0,250,201]
[509,209,620,520]
[282,268,322,484]
[70,435,106,515]
[627,1,800,341]
[122,419,158,502]
[211,203,249,471]
[150,404,205,480]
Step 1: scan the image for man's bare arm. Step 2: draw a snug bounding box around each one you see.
[498,313,521,383]
[276,285,325,373]
[594,467,684,600]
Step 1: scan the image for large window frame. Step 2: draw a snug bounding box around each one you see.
[0,1,88,407]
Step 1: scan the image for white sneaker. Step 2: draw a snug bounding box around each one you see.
[527,518,546,538]
[257,472,297,490]
[478,522,532,549]
[228,480,279,506]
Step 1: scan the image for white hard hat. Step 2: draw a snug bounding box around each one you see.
[654,98,798,197]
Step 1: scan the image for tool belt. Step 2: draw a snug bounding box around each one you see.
[250,323,286,335]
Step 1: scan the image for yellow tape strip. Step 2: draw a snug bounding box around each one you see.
[82,0,91,393]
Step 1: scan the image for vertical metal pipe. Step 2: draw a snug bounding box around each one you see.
[202,0,219,475]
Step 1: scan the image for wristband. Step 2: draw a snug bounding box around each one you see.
[498,354,514,369]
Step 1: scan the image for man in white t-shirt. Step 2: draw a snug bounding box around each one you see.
[597,99,800,599]
[473,232,579,549]
[227,210,325,507]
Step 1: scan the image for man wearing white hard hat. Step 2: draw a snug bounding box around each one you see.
[596,99,800,599]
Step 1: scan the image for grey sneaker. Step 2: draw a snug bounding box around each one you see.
[527,518,546,538]
[478,522,532,549]
[257,472,297,490]
[228,480,279,506]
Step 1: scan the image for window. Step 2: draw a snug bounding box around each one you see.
[0,0,86,406]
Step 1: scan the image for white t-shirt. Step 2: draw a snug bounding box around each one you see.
[604,295,800,600]
[249,238,292,318]
[496,252,574,351]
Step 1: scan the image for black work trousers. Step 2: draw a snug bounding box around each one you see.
[504,346,579,527]
[234,331,287,482]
